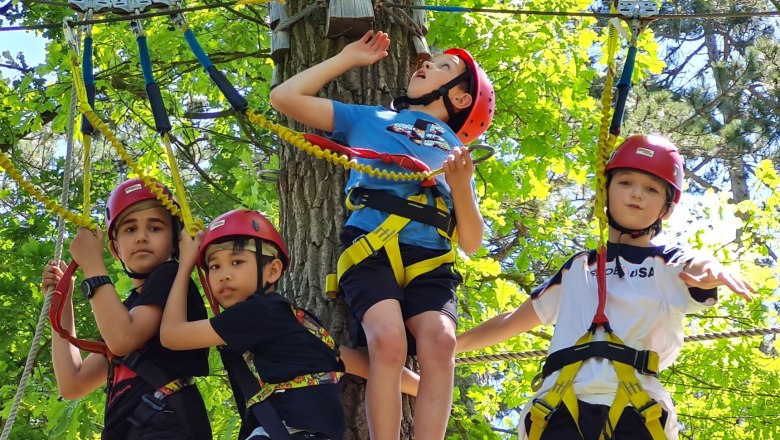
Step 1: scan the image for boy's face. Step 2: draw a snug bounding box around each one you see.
[206,247,284,309]
[608,169,673,231]
[110,206,174,274]
[407,54,470,104]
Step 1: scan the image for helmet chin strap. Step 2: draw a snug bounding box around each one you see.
[606,209,659,239]
[392,69,471,123]
[120,260,150,279]
[255,238,272,295]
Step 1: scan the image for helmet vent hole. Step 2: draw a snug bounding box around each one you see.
[252,220,260,231]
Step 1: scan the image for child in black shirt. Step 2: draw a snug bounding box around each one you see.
[44,178,211,439]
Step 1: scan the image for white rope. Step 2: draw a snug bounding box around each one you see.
[0,66,80,440]
[455,327,780,365]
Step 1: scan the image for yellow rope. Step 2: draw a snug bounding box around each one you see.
[162,132,200,236]
[68,51,202,233]
[594,8,621,247]
[0,149,95,229]
[245,110,436,182]
[82,134,92,218]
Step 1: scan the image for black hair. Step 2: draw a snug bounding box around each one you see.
[205,236,281,291]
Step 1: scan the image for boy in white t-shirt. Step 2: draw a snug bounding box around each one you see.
[456,135,755,440]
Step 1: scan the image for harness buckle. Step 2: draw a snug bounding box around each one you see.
[635,399,663,423]
[352,234,377,257]
[635,349,658,376]
[141,394,166,412]
[530,398,557,421]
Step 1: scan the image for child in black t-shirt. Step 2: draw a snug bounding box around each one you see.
[161,209,419,439]
[161,209,344,439]
[43,178,211,440]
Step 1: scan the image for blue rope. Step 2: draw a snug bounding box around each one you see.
[184,29,213,70]
[610,45,637,136]
[82,36,94,87]
[137,36,155,85]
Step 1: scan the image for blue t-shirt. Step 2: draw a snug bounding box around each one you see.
[331,102,467,250]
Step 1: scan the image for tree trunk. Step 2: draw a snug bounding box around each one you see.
[274,2,420,437]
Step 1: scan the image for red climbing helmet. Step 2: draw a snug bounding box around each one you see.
[106,178,179,239]
[444,48,495,145]
[606,134,684,203]
[197,209,289,270]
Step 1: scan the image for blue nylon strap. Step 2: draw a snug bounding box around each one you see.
[82,36,94,87]
[183,29,213,70]
[610,45,637,136]
[137,36,155,86]
[424,5,470,12]
[81,36,96,135]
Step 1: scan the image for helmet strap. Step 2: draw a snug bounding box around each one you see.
[606,209,658,239]
[255,238,271,295]
[120,259,150,280]
[392,69,472,124]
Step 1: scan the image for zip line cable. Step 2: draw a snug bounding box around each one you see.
[2,2,780,32]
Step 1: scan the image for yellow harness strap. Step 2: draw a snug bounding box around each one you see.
[528,330,666,440]
[245,306,344,409]
[325,192,456,299]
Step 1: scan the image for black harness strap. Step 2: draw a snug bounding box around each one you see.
[120,351,194,428]
[348,187,456,237]
[219,347,292,440]
[541,341,659,379]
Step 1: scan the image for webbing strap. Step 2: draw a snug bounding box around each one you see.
[528,330,667,440]
[246,371,344,409]
[541,340,659,379]
[601,332,666,440]
[325,193,456,298]
[348,188,456,236]
[528,332,590,440]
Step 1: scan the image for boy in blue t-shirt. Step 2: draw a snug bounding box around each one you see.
[270,30,495,439]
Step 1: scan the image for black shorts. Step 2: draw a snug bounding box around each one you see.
[523,399,668,439]
[339,227,461,344]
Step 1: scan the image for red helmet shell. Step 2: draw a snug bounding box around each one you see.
[444,48,495,144]
[198,209,289,270]
[106,178,179,239]
[606,134,684,203]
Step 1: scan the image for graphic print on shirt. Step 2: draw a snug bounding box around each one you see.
[386,118,450,151]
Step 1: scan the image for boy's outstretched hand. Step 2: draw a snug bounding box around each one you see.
[680,261,756,301]
[178,230,203,270]
[340,30,391,68]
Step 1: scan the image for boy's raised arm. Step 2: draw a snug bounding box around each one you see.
[456,298,541,354]
[269,30,390,132]
[160,231,226,350]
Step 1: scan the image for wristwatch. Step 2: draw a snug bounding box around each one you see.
[81,276,113,300]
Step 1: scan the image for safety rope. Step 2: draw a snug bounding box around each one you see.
[454,326,780,365]
[66,49,202,235]
[0,151,94,229]
[0,74,80,440]
[594,18,620,246]
[244,110,438,182]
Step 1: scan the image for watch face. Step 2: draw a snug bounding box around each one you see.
[81,280,92,297]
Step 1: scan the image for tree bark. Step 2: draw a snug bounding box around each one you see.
[274,2,420,437]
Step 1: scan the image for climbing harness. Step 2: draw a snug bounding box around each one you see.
[298,135,494,299]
